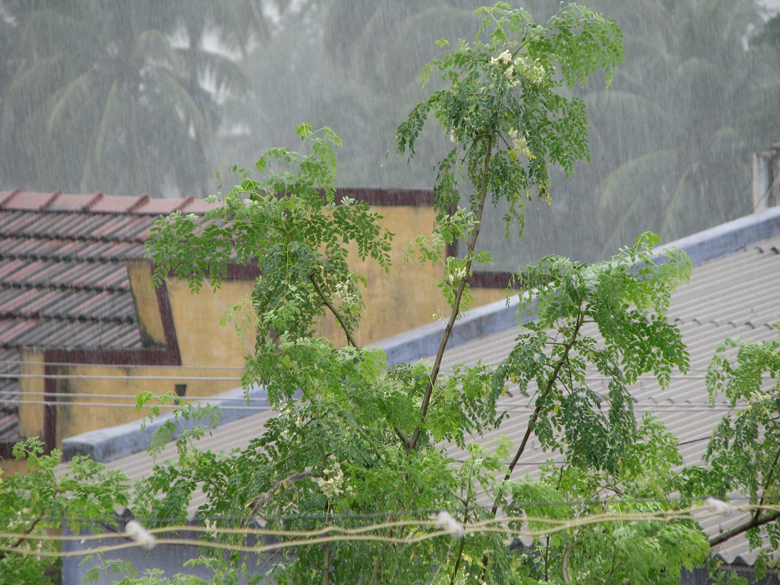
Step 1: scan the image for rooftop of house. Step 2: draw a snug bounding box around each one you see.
[0,190,220,444]
[0,188,442,447]
[59,205,780,567]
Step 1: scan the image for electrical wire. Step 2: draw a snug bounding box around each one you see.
[1,359,724,373]
[0,360,246,371]
[3,495,778,525]
[0,502,776,559]
[0,398,741,413]
[0,373,243,381]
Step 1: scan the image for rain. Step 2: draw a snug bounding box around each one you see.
[1,0,779,268]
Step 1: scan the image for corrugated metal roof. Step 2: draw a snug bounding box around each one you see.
[91,232,780,565]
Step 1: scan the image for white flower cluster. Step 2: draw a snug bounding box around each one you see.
[490,50,519,87]
[490,50,548,87]
[315,456,349,498]
[334,280,358,309]
[507,128,532,160]
[447,267,467,286]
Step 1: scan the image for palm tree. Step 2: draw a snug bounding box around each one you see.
[0,0,264,197]
[575,0,775,255]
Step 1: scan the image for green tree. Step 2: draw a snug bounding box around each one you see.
[0,438,130,584]
[3,2,776,583]
[139,5,719,583]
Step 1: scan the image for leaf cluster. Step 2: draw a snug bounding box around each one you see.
[0,438,130,584]
[146,124,394,346]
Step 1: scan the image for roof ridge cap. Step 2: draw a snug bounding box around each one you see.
[0,189,21,208]
[128,194,150,213]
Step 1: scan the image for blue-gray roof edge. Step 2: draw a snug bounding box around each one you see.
[374,206,780,366]
[60,385,268,463]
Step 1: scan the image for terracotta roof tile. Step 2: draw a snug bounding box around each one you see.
[0,191,61,211]
[87,195,149,214]
[179,198,220,214]
[0,191,212,426]
[45,193,104,212]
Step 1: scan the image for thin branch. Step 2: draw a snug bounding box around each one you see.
[754,445,780,522]
[10,516,42,548]
[408,134,494,454]
[322,542,331,585]
[708,510,780,547]
[309,274,358,348]
[370,547,383,584]
[449,539,466,585]
[491,311,585,515]
[394,426,411,451]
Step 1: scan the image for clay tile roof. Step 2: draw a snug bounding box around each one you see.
[46,193,105,212]
[180,198,220,214]
[0,191,61,211]
[136,196,197,215]
[0,191,215,437]
[87,194,149,214]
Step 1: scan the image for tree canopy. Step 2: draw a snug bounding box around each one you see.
[1,3,780,585]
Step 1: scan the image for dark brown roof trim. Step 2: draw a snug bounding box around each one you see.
[0,441,13,458]
[223,264,262,280]
[467,271,551,291]
[332,188,435,207]
[42,280,180,367]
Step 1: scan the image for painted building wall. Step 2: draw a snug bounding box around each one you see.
[313,205,506,346]
[15,204,507,451]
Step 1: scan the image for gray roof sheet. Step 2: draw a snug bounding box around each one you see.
[78,226,780,565]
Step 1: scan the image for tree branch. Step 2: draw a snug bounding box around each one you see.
[309,273,358,348]
[449,539,466,585]
[322,542,331,585]
[408,134,494,454]
[10,516,42,549]
[491,311,585,515]
[370,548,383,584]
[708,510,780,547]
[753,445,780,522]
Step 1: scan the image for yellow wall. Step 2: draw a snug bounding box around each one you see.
[18,349,44,439]
[15,204,507,450]
[315,205,507,346]
[46,278,257,442]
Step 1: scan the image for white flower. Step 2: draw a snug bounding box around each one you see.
[126,520,157,551]
[490,50,512,67]
[435,511,465,538]
[507,129,532,160]
[315,457,346,498]
[447,268,467,286]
